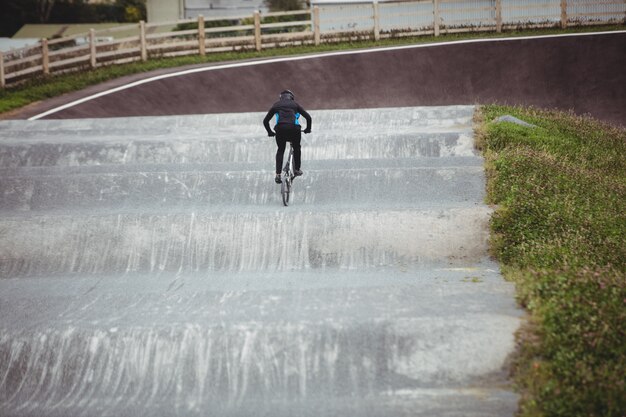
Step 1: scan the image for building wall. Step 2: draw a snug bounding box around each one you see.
[185,0,268,18]
[147,0,184,22]
[147,0,269,22]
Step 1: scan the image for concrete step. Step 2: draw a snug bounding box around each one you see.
[0,262,519,417]
[0,106,476,168]
[0,105,475,137]
[0,130,476,167]
[0,155,483,175]
[0,207,491,278]
[0,163,485,211]
[0,388,518,417]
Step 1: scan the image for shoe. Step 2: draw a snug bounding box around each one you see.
[274,174,282,184]
[294,169,303,177]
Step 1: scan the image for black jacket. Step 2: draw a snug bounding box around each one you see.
[263,98,312,134]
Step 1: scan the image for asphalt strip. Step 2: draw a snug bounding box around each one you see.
[27,30,626,121]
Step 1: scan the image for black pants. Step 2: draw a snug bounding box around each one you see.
[275,125,301,174]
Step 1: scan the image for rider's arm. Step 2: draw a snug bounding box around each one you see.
[299,107,312,132]
[263,107,276,135]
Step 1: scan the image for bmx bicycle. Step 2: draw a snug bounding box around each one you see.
[280,143,296,206]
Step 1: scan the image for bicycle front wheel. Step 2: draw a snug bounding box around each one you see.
[281,178,291,206]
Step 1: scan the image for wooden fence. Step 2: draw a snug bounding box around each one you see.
[1,0,625,88]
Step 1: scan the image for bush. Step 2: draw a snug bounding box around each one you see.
[479,105,626,416]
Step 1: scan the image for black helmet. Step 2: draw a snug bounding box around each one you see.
[280,89,295,100]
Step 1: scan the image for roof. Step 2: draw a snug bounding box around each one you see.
[0,38,40,53]
[12,24,139,40]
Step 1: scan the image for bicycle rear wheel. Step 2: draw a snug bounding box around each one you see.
[281,145,294,206]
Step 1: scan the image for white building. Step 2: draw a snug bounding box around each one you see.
[147,0,269,22]
[310,0,390,4]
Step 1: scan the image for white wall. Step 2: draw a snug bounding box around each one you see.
[147,0,184,22]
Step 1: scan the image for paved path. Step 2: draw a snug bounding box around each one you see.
[7,32,626,127]
[0,107,522,416]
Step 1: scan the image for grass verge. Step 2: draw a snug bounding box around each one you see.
[1,24,624,115]
[476,105,626,416]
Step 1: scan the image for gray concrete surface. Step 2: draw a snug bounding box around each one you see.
[0,106,523,416]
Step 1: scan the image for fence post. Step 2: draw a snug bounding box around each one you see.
[313,6,321,46]
[198,15,206,56]
[433,0,440,36]
[373,1,380,41]
[0,52,5,89]
[560,0,567,28]
[254,11,262,52]
[41,38,50,75]
[496,0,502,33]
[140,21,147,61]
[89,29,97,68]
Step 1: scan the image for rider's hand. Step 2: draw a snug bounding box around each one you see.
[268,131,276,137]
[303,128,311,134]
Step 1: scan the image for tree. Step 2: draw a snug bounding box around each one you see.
[0,0,146,37]
[124,5,142,22]
[118,0,146,22]
[263,0,306,12]
[0,0,32,36]
[37,0,56,22]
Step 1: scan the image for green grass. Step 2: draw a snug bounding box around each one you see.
[476,105,626,417]
[1,23,624,115]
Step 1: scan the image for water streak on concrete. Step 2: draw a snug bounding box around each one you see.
[0,106,523,416]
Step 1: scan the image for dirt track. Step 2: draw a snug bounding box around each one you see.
[10,32,626,126]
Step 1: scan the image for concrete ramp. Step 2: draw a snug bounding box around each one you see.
[0,106,522,416]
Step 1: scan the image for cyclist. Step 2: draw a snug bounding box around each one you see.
[263,89,312,184]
